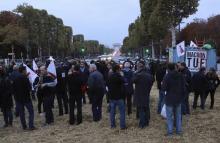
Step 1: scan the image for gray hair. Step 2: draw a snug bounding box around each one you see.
[89,64,97,70]
[13,64,19,71]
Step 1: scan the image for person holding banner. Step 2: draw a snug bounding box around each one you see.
[13,66,36,130]
[205,68,220,109]
[38,66,56,125]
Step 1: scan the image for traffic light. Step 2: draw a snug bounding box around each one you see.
[81,48,85,53]
[146,49,149,53]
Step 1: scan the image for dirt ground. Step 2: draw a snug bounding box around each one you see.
[0,85,220,143]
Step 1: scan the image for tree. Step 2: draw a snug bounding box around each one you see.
[0,11,28,58]
[157,0,199,47]
[14,3,74,58]
[179,15,220,55]
[148,2,168,56]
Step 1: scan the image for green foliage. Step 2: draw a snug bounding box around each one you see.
[122,0,199,56]
[72,35,111,57]
[158,0,199,27]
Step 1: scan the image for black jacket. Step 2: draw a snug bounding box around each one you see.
[108,72,125,100]
[206,72,220,91]
[133,68,154,107]
[68,72,83,98]
[180,68,192,92]
[0,75,13,109]
[122,68,134,95]
[56,66,67,93]
[80,68,90,85]
[192,71,208,93]
[34,75,56,97]
[162,71,186,106]
[13,74,32,103]
[156,66,166,90]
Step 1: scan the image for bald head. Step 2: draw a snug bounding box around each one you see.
[89,64,97,72]
[13,65,19,71]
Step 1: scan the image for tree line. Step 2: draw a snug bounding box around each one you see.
[72,34,113,58]
[121,0,200,57]
[0,3,112,59]
[179,15,220,55]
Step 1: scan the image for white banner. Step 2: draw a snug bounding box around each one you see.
[185,50,207,72]
[176,41,185,57]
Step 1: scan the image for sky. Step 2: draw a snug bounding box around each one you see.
[0,0,220,47]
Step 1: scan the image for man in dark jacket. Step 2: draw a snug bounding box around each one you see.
[179,62,192,115]
[13,66,36,130]
[205,68,220,109]
[88,64,105,122]
[133,61,154,128]
[162,63,185,136]
[0,66,13,127]
[108,64,126,129]
[122,62,134,116]
[156,63,167,114]
[9,65,20,117]
[56,64,68,116]
[192,67,208,110]
[37,66,56,125]
[68,65,84,125]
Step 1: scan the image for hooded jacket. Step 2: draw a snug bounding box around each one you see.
[162,71,186,106]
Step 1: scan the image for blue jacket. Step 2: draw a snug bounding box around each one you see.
[122,68,134,95]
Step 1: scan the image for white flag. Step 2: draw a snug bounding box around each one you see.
[32,60,38,71]
[176,41,185,57]
[47,60,57,84]
[49,56,55,61]
[190,41,198,48]
[24,64,39,87]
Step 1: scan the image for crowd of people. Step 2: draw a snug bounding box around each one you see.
[0,58,219,136]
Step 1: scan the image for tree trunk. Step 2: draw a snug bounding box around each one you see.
[151,40,155,59]
[170,25,176,48]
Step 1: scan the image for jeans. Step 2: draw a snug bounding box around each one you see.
[69,96,82,124]
[17,101,34,129]
[43,95,54,124]
[157,90,165,114]
[2,108,13,125]
[166,104,182,134]
[110,99,126,129]
[138,106,149,128]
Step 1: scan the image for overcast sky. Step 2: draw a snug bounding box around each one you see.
[0,0,220,47]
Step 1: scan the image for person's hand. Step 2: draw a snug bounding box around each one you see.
[41,83,46,88]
